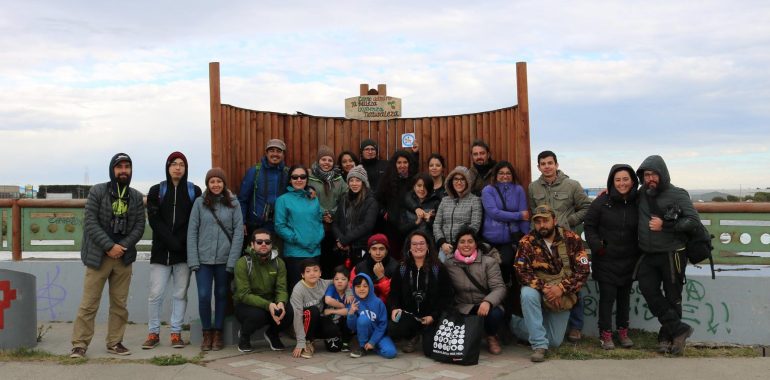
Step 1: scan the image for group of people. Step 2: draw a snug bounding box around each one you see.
[68,139,701,365]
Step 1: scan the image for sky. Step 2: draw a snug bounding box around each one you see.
[1,0,769,193]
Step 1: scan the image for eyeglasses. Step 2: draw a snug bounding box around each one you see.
[291,174,308,180]
[452,177,467,183]
[253,239,272,245]
[410,241,427,246]
[169,162,186,168]
[497,171,512,176]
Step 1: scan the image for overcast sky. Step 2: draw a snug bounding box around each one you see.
[2,0,769,193]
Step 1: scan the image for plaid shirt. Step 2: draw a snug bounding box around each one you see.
[514,227,590,294]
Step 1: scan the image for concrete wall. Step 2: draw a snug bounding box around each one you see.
[1,260,768,345]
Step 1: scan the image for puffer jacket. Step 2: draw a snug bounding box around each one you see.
[332,190,379,252]
[399,190,442,237]
[274,186,324,258]
[434,166,483,246]
[481,182,530,244]
[584,164,640,285]
[528,170,591,230]
[186,192,244,272]
[445,244,506,314]
[636,155,700,253]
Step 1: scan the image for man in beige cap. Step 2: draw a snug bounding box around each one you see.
[238,139,289,238]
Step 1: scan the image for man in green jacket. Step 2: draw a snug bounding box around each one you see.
[528,150,591,342]
[233,229,293,352]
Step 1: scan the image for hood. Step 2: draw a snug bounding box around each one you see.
[165,151,189,183]
[109,152,133,186]
[352,272,376,301]
[607,164,639,201]
[636,155,671,193]
[247,247,279,263]
[445,166,475,198]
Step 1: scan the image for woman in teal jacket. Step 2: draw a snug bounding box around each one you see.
[275,164,324,291]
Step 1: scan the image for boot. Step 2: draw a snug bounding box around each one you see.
[487,335,502,355]
[617,327,634,348]
[599,330,615,350]
[201,330,213,351]
[212,330,224,351]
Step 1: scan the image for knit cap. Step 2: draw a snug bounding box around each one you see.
[317,145,334,161]
[205,167,227,186]
[367,233,390,251]
[360,139,378,152]
[346,165,370,188]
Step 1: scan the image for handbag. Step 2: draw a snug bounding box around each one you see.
[428,310,483,365]
[534,239,577,312]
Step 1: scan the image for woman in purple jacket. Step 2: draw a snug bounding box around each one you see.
[480,161,530,285]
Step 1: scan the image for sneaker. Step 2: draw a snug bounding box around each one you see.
[107,342,131,356]
[263,330,285,351]
[657,340,672,354]
[670,325,694,356]
[530,348,547,363]
[306,340,315,356]
[600,330,615,350]
[341,341,351,352]
[300,347,313,359]
[617,327,634,348]
[566,328,582,343]
[69,347,86,359]
[170,333,185,349]
[403,335,420,353]
[237,331,253,353]
[142,333,160,349]
[350,347,367,358]
[487,335,502,355]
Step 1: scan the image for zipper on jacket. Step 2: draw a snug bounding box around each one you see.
[169,185,178,266]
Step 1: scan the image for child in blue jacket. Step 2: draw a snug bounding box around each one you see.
[347,273,397,359]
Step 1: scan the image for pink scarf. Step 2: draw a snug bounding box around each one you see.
[454,248,478,264]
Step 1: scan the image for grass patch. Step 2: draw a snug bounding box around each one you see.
[549,329,760,360]
[0,347,58,361]
[150,354,202,366]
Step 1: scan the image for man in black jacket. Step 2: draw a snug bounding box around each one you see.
[635,155,699,356]
[70,153,146,358]
[143,152,202,349]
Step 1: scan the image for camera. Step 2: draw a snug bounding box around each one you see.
[412,290,425,305]
[663,204,682,221]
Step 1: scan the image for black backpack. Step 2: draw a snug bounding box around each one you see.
[685,221,715,279]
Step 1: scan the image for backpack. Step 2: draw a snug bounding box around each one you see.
[686,221,716,279]
[159,180,196,203]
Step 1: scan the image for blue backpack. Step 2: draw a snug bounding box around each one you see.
[159,181,196,203]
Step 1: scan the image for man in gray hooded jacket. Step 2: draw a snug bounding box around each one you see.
[635,155,699,356]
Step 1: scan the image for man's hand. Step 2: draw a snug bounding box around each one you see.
[421,315,434,325]
[477,301,491,317]
[649,216,663,231]
[543,284,564,307]
[323,211,333,224]
[107,244,126,259]
[269,302,285,324]
[520,210,530,220]
[373,262,385,279]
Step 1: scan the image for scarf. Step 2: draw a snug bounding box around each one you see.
[454,248,478,264]
[311,162,335,192]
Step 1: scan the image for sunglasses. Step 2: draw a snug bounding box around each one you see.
[253,239,272,245]
[291,174,308,180]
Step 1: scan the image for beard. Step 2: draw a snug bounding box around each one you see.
[536,226,555,239]
[116,174,130,185]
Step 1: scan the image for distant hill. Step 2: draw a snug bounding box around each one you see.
[693,191,731,202]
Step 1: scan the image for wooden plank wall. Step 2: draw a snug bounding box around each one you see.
[215,105,531,194]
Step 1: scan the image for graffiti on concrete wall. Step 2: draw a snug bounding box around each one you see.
[0,279,18,329]
[37,265,67,320]
[583,279,731,335]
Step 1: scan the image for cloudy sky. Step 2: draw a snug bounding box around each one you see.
[2,0,769,193]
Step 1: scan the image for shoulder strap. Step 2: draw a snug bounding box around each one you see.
[186,182,196,202]
[246,255,253,276]
[493,185,508,211]
[160,181,196,203]
[252,162,263,209]
[461,265,489,295]
[207,206,233,243]
[159,180,168,201]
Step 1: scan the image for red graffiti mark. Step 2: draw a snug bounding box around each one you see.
[0,280,18,330]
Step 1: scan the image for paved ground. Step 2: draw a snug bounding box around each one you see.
[2,322,769,380]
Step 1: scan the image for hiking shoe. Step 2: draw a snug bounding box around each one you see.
[617,327,634,348]
[530,348,547,362]
[170,333,185,348]
[69,347,86,358]
[212,330,224,351]
[237,332,253,353]
[670,325,694,356]
[657,340,672,354]
[107,342,131,356]
[403,335,420,353]
[566,328,582,343]
[350,347,367,358]
[600,330,615,350]
[487,335,502,355]
[263,330,285,351]
[142,333,160,349]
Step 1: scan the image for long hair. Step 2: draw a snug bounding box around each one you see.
[402,230,440,268]
[337,150,360,174]
[377,150,417,200]
[490,160,520,186]
[411,172,435,198]
[203,180,235,209]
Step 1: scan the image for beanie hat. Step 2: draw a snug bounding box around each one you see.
[317,145,334,161]
[360,139,378,152]
[266,138,287,152]
[205,167,227,186]
[346,165,370,188]
[367,233,390,251]
[166,151,187,166]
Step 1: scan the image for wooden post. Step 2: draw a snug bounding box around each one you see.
[11,200,21,261]
[516,62,531,186]
[210,62,222,168]
[359,84,369,96]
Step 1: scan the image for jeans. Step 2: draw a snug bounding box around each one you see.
[597,281,631,332]
[468,304,506,336]
[195,264,228,330]
[568,290,584,330]
[148,263,190,334]
[510,286,570,350]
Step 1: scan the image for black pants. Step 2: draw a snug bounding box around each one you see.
[284,257,319,295]
[636,251,690,341]
[597,281,632,332]
[388,313,434,356]
[302,306,341,349]
[320,231,343,279]
[494,243,516,285]
[235,302,294,337]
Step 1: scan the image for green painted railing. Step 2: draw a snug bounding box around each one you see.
[2,200,769,264]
